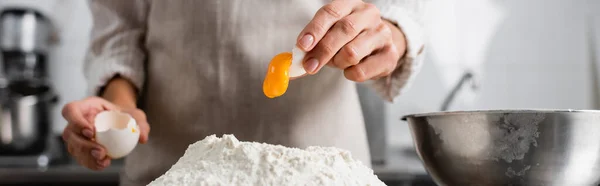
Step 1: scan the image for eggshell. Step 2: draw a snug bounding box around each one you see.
[289,46,307,78]
[94,110,140,159]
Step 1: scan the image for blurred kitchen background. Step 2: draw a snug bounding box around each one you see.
[0,0,599,185]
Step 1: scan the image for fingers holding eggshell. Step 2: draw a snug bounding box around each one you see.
[296,0,361,51]
[97,158,111,169]
[344,44,400,82]
[70,131,106,159]
[123,109,150,143]
[305,4,382,73]
[61,97,119,137]
[62,102,93,134]
[65,130,108,170]
[60,97,125,171]
[332,25,392,69]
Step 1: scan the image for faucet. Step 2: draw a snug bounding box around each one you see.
[440,71,478,111]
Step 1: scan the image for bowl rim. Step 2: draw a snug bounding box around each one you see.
[401,109,600,120]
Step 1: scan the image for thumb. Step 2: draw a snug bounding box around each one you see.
[125,109,150,144]
[62,102,93,132]
[137,120,150,144]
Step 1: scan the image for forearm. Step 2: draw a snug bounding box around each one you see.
[101,76,138,109]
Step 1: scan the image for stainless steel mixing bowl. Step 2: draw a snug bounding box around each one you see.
[403,110,600,186]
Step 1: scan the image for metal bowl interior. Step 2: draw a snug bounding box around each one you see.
[404,109,600,186]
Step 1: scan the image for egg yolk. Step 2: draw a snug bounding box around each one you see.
[132,128,136,133]
[263,52,293,98]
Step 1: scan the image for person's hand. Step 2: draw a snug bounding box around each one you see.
[61,97,150,170]
[297,0,407,82]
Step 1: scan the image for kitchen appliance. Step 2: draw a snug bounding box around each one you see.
[0,82,58,154]
[0,7,54,83]
[0,82,64,168]
[403,110,600,186]
[0,7,64,167]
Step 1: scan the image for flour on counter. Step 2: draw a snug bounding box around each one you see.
[148,134,386,186]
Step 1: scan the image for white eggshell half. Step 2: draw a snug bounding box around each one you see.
[94,111,140,159]
[289,46,307,78]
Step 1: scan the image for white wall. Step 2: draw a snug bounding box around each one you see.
[0,0,91,134]
[475,0,593,109]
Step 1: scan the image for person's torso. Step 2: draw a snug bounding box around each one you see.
[121,1,370,185]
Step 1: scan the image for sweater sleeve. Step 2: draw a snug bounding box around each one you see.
[366,0,427,102]
[84,0,148,96]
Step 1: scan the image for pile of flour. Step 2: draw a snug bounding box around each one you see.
[148,134,386,186]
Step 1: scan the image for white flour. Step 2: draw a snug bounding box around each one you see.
[148,134,386,186]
